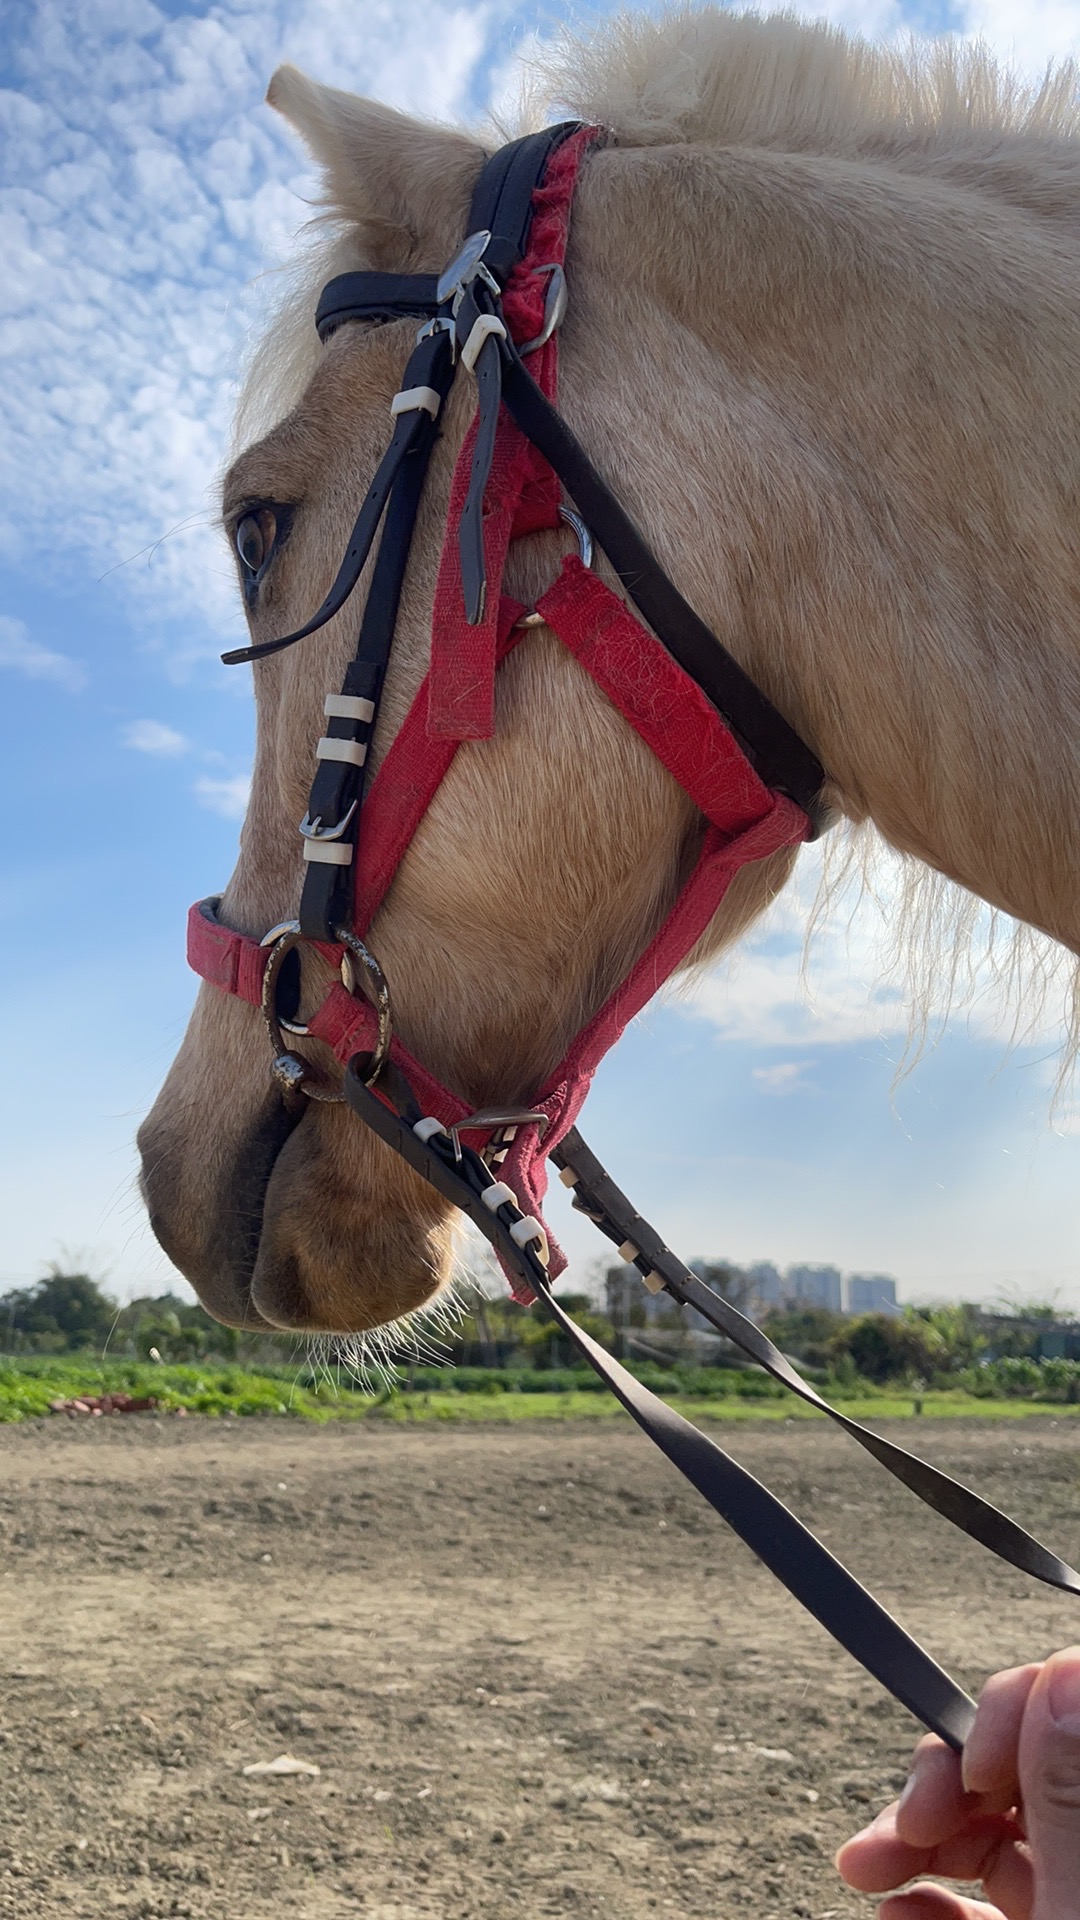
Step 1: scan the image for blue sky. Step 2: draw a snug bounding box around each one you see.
[2,0,1079,1312]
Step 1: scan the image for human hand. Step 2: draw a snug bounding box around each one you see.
[835,1647,1080,1919]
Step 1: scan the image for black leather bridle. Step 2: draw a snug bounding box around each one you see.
[206,124,1080,1754]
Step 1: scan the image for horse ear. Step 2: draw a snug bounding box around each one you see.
[266,66,484,269]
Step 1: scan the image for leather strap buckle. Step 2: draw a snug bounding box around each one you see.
[436,229,502,309]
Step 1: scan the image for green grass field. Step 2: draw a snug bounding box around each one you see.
[1,1355,1077,1424]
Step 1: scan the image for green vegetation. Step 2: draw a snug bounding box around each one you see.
[2,1267,1079,1423]
[0,1355,347,1423]
[1,1354,1078,1424]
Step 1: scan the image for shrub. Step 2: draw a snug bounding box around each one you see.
[831,1312,948,1384]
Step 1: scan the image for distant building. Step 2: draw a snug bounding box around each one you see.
[747,1262,784,1309]
[786,1264,843,1313]
[845,1274,899,1316]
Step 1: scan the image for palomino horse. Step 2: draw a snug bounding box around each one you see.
[139,8,1080,1346]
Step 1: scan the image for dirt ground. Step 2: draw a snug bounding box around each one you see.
[1,1416,1078,1920]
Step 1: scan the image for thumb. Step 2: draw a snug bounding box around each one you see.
[1019,1646,1080,1920]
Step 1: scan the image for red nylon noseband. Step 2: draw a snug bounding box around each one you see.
[186,128,811,1296]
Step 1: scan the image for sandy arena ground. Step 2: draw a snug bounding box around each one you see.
[1,1415,1079,1920]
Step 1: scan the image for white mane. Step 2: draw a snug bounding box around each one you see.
[518,7,1080,151]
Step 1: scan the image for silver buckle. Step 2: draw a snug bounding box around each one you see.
[298,799,358,843]
[447,1108,550,1164]
[416,314,455,346]
[519,264,567,356]
[436,230,501,310]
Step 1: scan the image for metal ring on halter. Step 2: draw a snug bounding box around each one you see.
[333,925,393,1087]
[260,919,354,1039]
[260,922,394,1102]
[515,505,594,629]
[260,923,341,1103]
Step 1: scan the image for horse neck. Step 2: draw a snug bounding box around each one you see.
[566,140,1080,956]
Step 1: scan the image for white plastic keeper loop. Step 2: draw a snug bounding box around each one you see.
[302,839,353,866]
[481,1181,516,1214]
[316,736,368,768]
[558,1166,579,1189]
[390,385,441,418]
[460,313,506,374]
[507,1213,545,1259]
[510,1215,549,1263]
[413,1117,446,1144]
[642,1270,665,1296]
[618,1239,639,1264]
[324,693,374,723]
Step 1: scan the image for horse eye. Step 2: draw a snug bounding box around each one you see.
[235,507,277,575]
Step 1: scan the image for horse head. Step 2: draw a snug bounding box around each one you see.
[139,11,1080,1340]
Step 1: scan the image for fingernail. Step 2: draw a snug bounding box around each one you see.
[845,1801,896,1846]
[843,1821,876,1847]
[896,1774,916,1811]
[1047,1651,1080,1729]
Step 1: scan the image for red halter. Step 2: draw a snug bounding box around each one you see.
[187,125,810,1295]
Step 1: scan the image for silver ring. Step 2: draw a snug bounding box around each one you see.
[332,926,393,1086]
[259,923,394,1101]
[260,925,341,1102]
[515,505,594,629]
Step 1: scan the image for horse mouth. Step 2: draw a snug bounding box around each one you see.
[140,1093,305,1331]
[139,1092,453,1336]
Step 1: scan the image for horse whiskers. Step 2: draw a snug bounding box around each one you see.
[310,1274,471,1395]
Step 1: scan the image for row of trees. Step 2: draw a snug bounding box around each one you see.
[760,1300,1080,1382]
[0,1269,263,1362]
[3,1268,1078,1391]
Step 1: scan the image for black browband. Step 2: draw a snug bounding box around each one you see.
[225,125,1079,1753]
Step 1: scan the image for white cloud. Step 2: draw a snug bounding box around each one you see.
[123,718,190,756]
[0,0,521,658]
[194,772,251,819]
[792,0,1080,67]
[752,1060,812,1094]
[671,833,1077,1058]
[954,0,1080,73]
[0,613,86,692]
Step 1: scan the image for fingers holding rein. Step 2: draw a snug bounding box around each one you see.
[878,1891,1011,1920]
[963,1665,1042,1804]
[836,1801,1026,1896]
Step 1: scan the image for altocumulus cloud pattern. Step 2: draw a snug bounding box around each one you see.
[0,0,532,653]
